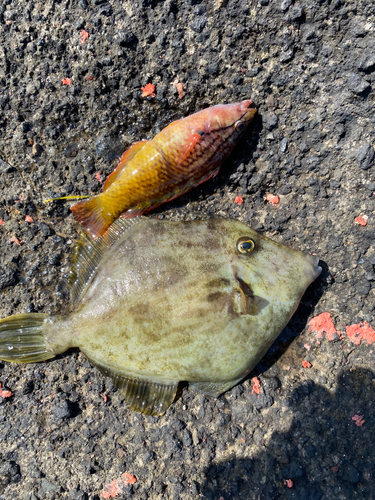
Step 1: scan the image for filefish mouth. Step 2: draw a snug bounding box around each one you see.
[308,254,322,282]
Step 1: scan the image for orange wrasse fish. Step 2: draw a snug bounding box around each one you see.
[71,100,257,239]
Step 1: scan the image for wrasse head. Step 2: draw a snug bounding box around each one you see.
[204,99,257,136]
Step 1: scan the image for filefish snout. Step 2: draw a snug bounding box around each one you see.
[307,254,322,282]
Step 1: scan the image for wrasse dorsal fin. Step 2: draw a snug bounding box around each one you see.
[90,359,178,416]
[69,217,144,306]
[190,379,243,398]
[103,140,149,192]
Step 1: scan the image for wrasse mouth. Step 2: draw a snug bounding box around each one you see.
[239,99,257,120]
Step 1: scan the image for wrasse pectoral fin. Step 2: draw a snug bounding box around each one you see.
[177,131,203,165]
[90,359,178,416]
[69,216,145,305]
[71,195,114,240]
[190,379,244,398]
[103,140,149,192]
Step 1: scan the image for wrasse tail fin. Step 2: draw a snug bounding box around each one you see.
[0,314,55,363]
[71,196,114,240]
[69,216,145,306]
[89,358,178,416]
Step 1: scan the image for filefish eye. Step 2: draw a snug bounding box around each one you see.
[236,237,255,254]
[235,120,245,132]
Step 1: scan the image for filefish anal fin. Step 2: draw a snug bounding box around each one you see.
[89,358,178,416]
[190,379,243,398]
[103,140,149,191]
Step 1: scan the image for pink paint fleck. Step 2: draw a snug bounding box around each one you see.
[8,236,21,246]
[265,194,280,205]
[95,172,103,184]
[0,219,5,226]
[304,343,311,351]
[346,322,375,346]
[308,312,341,341]
[62,78,72,85]
[352,414,365,427]
[25,215,34,223]
[0,383,12,398]
[284,479,293,488]
[251,377,261,395]
[355,215,368,226]
[170,79,186,99]
[302,360,311,368]
[102,472,137,498]
[80,29,89,44]
[234,195,243,205]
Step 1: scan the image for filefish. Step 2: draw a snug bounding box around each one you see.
[71,100,257,239]
[0,217,321,416]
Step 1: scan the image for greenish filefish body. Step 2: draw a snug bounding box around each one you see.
[0,217,321,416]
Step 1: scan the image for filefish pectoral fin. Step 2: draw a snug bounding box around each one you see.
[88,358,178,416]
[190,379,244,398]
[235,276,269,316]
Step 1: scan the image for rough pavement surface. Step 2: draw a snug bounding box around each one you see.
[0,0,374,499]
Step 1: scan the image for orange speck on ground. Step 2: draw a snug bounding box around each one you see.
[265,194,280,205]
[62,78,72,85]
[355,215,368,226]
[121,472,136,485]
[251,376,261,395]
[0,383,12,398]
[302,360,311,368]
[86,75,94,80]
[352,414,365,427]
[304,343,311,351]
[141,83,156,98]
[8,236,21,246]
[331,466,339,473]
[102,472,137,498]
[95,172,103,184]
[284,479,293,488]
[25,215,34,223]
[0,219,5,226]
[170,79,186,99]
[345,322,375,346]
[80,29,89,43]
[234,195,243,205]
[308,312,341,341]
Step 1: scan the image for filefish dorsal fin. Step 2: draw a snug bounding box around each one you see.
[91,360,178,416]
[103,140,149,191]
[69,217,143,306]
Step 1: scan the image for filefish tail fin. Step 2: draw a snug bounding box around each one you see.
[71,196,114,240]
[0,314,55,363]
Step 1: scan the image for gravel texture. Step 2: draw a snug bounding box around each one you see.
[0,0,374,499]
